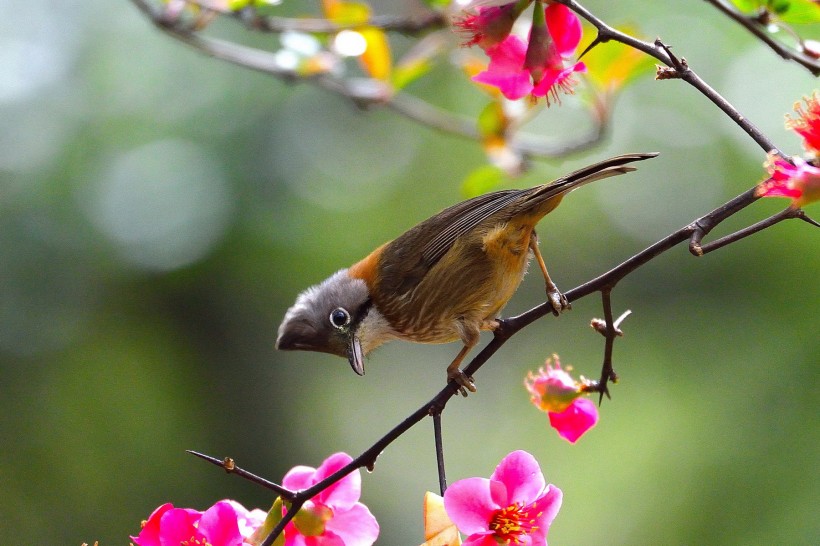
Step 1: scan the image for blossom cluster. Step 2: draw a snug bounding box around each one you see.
[757,92,820,208]
[456,0,586,102]
[131,453,378,546]
[133,449,570,546]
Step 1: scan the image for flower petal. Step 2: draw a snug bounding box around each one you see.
[462,533,503,546]
[548,398,599,443]
[531,61,585,98]
[324,503,380,546]
[484,35,528,74]
[306,531,346,546]
[545,3,582,57]
[131,503,174,546]
[443,477,498,535]
[490,451,546,506]
[314,452,360,510]
[157,508,203,545]
[473,70,532,100]
[283,465,319,491]
[198,500,242,546]
[533,484,563,533]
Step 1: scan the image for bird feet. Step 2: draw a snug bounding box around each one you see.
[546,284,571,316]
[447,367,476,397]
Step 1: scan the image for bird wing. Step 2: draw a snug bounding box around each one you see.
[379,153,658,297]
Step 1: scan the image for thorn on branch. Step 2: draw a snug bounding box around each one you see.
[577,34,605,61]
[654,38,688,77]
[186,450,294,498]
[797,210,820,228]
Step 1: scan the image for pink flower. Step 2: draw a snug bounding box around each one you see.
[454,2,524,50]
[443,450,562,546]
[548,398,599,444]
[525,356,599,443]
[282,452,379,546]
[785,92,820,154]
[756,153,820,208]
[131,499,266,546]
[472,2,585,101]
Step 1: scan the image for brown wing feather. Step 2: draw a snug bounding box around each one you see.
[376,152,657,298]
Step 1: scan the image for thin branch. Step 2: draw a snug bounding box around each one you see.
[703,0,820,76]
[696,206,815,254]
[129,0,607,160]
[595,289,618,403]
[186,450,294,498]
[556,0,785,156]
[432,412,447,496]
[232,7,447,34]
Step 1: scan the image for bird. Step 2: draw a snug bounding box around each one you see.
[276,152,657,394]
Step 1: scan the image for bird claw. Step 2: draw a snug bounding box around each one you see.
[448,368,476,397]
[547,286,571,316]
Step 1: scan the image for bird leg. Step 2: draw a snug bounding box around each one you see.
[447,343,477,397]
[530,231,570,315]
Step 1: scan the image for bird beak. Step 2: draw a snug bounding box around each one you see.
[347,334,365,376]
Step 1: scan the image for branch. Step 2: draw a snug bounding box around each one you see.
[695,206,819,254]
[557,0,785,156]
[703,0,820,76]
[128,0,607,160]
[187,450,295,498]
[230,6,447,34]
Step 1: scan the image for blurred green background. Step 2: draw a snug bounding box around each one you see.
[1,1,818,544]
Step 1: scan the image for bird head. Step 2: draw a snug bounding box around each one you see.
[276,269,373,376]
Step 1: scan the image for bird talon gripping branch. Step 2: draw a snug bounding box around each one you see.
[276,153,657,390]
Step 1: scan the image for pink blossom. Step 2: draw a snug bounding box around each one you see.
[282,452,379,546]
[786,92,820,154]
[443,450,562,546]
[131,499,266,546]
[472,3,585,101]
[454,2,523,50]
[548,398,599,444]
[525,356,599,443]
[757,153,820,208]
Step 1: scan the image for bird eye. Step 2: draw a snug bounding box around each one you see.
[329,307,351,329]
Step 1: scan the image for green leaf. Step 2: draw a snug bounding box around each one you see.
[325,1,371,25]
[731,0,763,12]
[476,102,505,138]
[461,165,507,197]
[247,497,285,546]
[583,26,655,93]
[776,0,820,24]
[392,59,431,90]
[769,0,792,15]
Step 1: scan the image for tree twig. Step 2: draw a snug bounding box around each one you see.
[703,0,820,76]
[557,0,785,156]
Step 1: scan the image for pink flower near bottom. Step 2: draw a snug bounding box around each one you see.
[131,499,266,546]
[757,153,820,208]
[443,450,562,546]
[282,452,379,546]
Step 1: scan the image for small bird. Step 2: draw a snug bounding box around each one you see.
[277,153,657,394]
